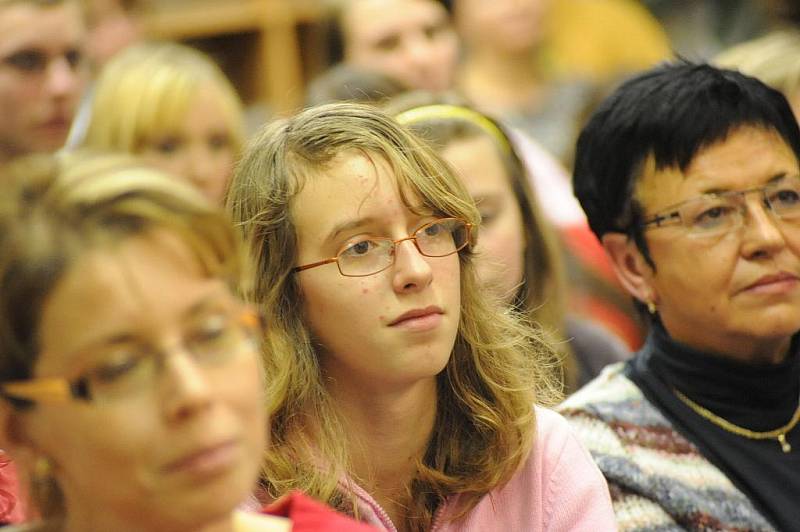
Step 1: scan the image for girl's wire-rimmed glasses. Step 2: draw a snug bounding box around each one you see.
[294,217,472,277]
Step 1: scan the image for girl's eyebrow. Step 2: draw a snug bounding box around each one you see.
[323,205,437,244]
[324,216,378,244]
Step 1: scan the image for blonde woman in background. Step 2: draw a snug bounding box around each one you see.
[82,42,245,204]
[227,102,615,531]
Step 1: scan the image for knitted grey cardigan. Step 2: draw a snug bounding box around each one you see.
[558,363,776,531]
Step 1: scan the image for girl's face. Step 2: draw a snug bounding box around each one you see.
[140,86,238,205]
[21,230,265,530]
[292,150,462,393]
[442,135,525,303]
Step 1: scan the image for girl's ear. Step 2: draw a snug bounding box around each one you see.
[601,232,658,306]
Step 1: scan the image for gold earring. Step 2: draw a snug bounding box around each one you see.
[33,456,53,479]
[647,301,657,315]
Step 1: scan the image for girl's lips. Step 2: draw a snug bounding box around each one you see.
[390,312,443,332]
[388,305,443,326]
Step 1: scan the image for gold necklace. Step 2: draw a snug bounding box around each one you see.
[673,389,800,453]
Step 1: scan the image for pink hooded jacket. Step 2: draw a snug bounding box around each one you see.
[347,407,617,531]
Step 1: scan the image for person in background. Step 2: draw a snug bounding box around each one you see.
[330,0,458,93]
[84,0,142,71]
[0,0,88,521]
[559,61,800,531]
[64,0,143,150]
[391,98,629,392]
[226,102,616,531]
[82,42,245,205]
[715,28,800,122]
[305,63,408,108]
[450,0,670,163]
[0,152,377,532]
[0,0,88,166]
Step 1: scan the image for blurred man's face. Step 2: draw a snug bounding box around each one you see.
[0,1,88,161]
[342,0,458,92]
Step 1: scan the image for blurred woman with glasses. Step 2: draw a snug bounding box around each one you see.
[0,152,376,531]
[226,102,616,531]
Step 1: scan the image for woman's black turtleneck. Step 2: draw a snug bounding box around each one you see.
[626,321,800,532]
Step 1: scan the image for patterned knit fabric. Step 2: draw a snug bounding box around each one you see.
[558,363,776,531]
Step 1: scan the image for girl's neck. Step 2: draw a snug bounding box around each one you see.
[458,46,544,113]
[330,378,439,528]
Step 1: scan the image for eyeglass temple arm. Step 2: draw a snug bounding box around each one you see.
[293,257,339,273]
[643,211,680,228]
[0,377,80,404]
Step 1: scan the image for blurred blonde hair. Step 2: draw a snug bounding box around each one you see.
[716,30,800,103]
[0,150,244,517]
[83,41,245,156]
[227,102,561,531]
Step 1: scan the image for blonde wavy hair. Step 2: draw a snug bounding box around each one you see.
[227,102,561,530]
[83,41,245,156]
[0,151,243,515]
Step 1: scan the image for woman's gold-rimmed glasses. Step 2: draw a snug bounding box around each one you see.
[294,217,472,277]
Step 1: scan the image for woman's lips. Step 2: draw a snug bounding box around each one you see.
[162,440,239,478]
[742,272,800,295]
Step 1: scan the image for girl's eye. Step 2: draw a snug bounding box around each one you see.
[423,221,446,236]
[341,239,384,258]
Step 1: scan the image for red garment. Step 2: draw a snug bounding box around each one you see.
[264,491,376,531]
[0,455,24,524]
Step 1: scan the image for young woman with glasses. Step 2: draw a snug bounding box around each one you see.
[0,152,376,532]
[226,102,616,531]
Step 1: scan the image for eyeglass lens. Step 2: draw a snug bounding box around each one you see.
[338,218,468,276]
[676,178,800,235]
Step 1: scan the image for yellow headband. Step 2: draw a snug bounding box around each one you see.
[394,104,513,155]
